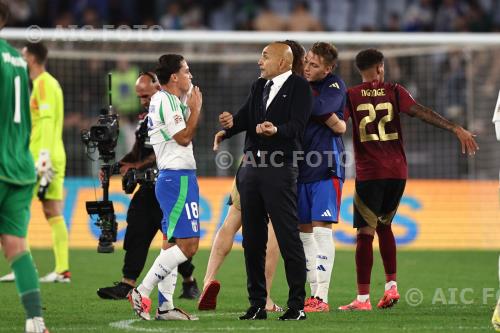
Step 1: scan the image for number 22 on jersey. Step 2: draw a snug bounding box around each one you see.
[356,102,398,142]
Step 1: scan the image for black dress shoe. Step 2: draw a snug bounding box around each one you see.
[97,282,133,300]
[179,278,201,300]
[239,306,267,320]
[278,308,306,320]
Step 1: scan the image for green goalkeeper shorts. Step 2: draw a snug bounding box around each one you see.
[0,180,34,237]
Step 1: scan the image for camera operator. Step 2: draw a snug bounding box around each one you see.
[97,72,199,300]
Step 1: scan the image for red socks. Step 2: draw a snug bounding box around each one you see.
[376,224,397,282]
[356,234,374,295]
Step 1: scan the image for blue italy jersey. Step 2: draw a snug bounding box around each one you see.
[298,73,346,183]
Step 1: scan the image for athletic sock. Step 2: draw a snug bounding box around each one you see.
[376,224,397,283]
[300,231,318,296]
[356,234,374,296]
[10,252,42,318]
[385,280,397,291]
[313,227,335,303]
[48,215,69,273]
[158,265,178,311]
[138,246,187,297]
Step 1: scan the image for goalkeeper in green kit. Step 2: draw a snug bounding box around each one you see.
[0,2,49,333]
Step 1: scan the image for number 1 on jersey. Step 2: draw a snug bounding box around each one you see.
[13,76,21,123]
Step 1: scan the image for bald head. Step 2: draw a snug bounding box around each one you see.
[258,42,294,80]
[135,72,160,109]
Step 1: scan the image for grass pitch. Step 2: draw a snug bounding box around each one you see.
[0,249,498,332]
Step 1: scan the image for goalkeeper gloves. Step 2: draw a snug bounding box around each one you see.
[35,149,54,183]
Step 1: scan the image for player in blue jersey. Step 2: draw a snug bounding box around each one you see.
[298,42,347,313]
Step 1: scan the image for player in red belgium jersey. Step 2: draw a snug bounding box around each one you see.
[338,49,479,311]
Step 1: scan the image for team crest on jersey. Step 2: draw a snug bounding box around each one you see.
[191,221,198,232]
[174,114,183,125]
[149,105,155,114]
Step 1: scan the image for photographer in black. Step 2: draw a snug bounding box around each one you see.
[97,72,199,300]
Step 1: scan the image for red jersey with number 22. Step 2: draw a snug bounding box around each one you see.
[344,80,417,181]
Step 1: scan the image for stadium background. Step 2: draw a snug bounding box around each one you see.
[1,0,500,249]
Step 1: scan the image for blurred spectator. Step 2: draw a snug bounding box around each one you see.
[207,0,235,30]
[323,0,352,31]
[182,0,206,30]
[385,13,402,31]
[4,0,500,32]
[110,58,140,150]
[286,1,323,31]
[402,0,435,31]
[466,0,492,32]
[159,1,183,29]
[54,11,75,28]
[381,0,407,29]
[4,0,32,26]
[81,6,102,28]
[111,58,140,120]
[441,52,467,121]
[434,0,467,32]
[72,0,107,27]
[253,3,286,31]
[352,0,377,31]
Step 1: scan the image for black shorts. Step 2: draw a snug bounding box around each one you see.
[353,179,406,229]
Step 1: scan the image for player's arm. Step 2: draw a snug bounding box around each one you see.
[407,103,479,155]
[173,86,202,147]
[310,84,346,134]
[119,152,157,175]
[315,112,346,134]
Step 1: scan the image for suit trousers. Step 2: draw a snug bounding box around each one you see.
[237,161,306,310]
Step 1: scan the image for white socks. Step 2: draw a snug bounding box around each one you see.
[158,266,178,311]
[138,245,188,297]
[385,280,397,291]
[357,294,370,302]
[314,227,335,303]
[300,232,318,296]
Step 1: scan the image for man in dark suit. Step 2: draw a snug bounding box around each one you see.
[217,42,313,320]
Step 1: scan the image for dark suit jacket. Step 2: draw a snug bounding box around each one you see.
[225,73,313,160]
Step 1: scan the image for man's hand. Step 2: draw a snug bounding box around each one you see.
[453,126,479,155]
[35,149,54,181]
[219,112,233,129]
[213,130,226,151]
[119,162,137,176]
[256,121,277,137]
[187,86,202,114]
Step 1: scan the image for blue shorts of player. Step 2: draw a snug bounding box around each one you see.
[155,169,200,241]
[298,177,343,224]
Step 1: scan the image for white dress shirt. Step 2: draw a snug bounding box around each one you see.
[265,70,292,110]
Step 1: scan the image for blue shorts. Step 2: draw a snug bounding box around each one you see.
[155,169,200,241]
[298,177,343,224]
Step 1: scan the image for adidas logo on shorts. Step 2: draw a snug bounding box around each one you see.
[321,210,332,217]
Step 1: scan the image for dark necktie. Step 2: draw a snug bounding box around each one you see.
[262,80,274,109]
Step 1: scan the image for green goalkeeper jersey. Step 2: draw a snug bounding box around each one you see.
[29,71,66,167]
[0,39,36,185]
